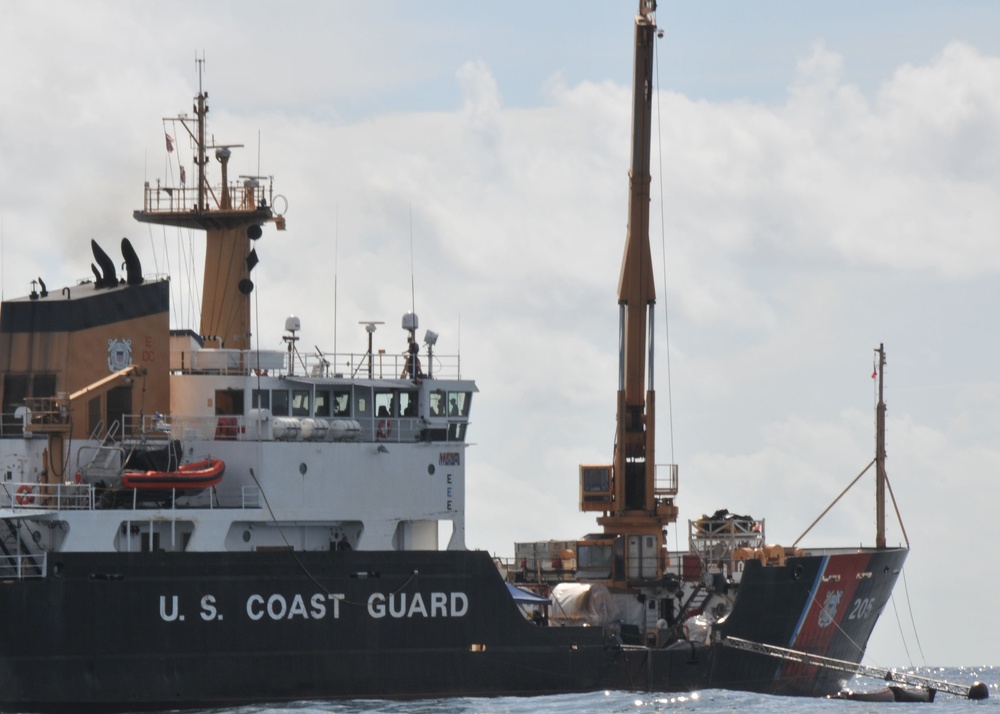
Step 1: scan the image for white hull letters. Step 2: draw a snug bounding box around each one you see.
[159,591,469,623]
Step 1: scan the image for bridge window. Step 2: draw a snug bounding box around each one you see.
[314,389,332,417]
[374,390,394,418]
[399,390,418,417]
[429,390,446,417]
[353,386,371,418]
[447,391,471,417]
[291,389,310,416]
[333,389,351,416]
[271,390,289,417]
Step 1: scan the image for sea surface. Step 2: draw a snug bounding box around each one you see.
[183,667,997,714]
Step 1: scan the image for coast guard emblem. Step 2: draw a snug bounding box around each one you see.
[107,338,133,372]
[817,589,842,628]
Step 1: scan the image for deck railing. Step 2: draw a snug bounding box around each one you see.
[0,552,47,580]
[0,482,93,511]
[169,347,463,380]
[140,180,273,215]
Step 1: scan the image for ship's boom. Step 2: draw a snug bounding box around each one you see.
[580,0,678,585]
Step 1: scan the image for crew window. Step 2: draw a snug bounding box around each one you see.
[447,391,471,417]
[291,389,310,416]
[374,391,394,418]
[398,390,418,417]
[272,390,289,417]
[353,387,371,419]
[333,389,351,417]
[578,543,613,569]
[429,390,446,417]
[582,466,611,493]
[314,389,332,417]
[252,389,270,409]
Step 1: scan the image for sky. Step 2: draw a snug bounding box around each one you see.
[2,1,1000,670]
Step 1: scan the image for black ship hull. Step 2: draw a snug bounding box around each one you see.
[0,547,905,712]
[713,547,908,696]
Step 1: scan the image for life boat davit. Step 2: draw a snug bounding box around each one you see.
[122,459,225,493]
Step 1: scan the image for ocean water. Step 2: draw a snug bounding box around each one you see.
[191,667,998,714]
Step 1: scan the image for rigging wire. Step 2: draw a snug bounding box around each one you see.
[652,5,674,469]
[247,462,420,609]
[890,592,916,668]
[652,18,679,554]
[901,565,927,665]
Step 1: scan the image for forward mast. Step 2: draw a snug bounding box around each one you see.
[133,62,285,352]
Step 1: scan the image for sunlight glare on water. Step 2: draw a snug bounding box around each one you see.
[196,666,997,714]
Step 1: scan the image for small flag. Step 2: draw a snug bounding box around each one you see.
[179,165,186,184]
[165,133,174,153]
[871,366,877,379]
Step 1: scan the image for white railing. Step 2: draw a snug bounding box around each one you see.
[1,482,93,511]
[0,479,263,513]
[0,552,47,580]
[241,486,262,509]
[169,347,463,380]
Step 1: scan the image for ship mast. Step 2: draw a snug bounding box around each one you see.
[134,63,284,352]
[875,343,887,549]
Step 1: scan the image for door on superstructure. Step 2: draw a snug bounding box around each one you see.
[107,385,133,438]
[1,375,27,437]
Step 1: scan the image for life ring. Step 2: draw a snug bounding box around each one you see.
[376,419,393,439]
[15,484,34,506]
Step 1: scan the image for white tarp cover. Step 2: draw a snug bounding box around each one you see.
[683,613,713,645]
[550,582,620,625]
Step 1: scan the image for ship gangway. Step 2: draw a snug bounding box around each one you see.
[721,636,990,700]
